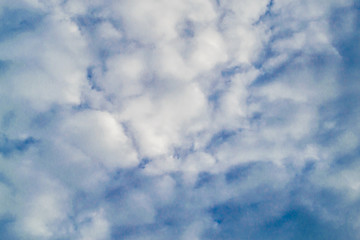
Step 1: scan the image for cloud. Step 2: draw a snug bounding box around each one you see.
[0,0,360,239]
[60,110,138,169]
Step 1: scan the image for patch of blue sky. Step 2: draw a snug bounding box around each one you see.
[330,7,360,82]
[207,185,357,240]
[207,90,224,110]
[1,111,15,130]
[225,162,256,183]
[262,207,347,240]
[205,129,239,153]
[220,65,246,78]
[316,96,359,141]
[172,145,195,160]
[105,169,148,201]
[110,198,194,238]
[0,60,11,74]
[30,107,62,130]
[193,171,215,189]
[332,148,360,168]
[0,217,16,240]
[253,0,275,25]
[0,8,44,41]
[86,66,102,91]
[208,201,280,239]
[111,221,178,240]
[0,172,13,192]
[0,134,37,157]
[138,157,151,169]
[71,102,92,111]
[253,25,298,62]
[111,225,144,239]
[314,74,360,164]
[300,160,316,175]
[251,50,302,87]
[152,201,199,231]
[75,14,104,30]
[179,19,195,38]
[330,4,360,40]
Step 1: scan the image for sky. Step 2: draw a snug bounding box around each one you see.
[0,0,359,239]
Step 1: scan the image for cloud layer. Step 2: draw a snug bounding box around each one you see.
[0,0,360,239]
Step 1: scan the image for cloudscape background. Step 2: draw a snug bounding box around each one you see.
[0,0,359,239]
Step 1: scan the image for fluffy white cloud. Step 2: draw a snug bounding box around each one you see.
[60,110,138,169]
[0,12,90,111]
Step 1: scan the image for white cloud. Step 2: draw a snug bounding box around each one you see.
[0,10,90,111]
[77,208,111,240]
[60,110,138,169]
[103,53,146,98]
[3,159,72,239]
[119,82,208,158]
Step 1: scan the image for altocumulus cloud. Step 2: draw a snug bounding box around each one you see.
[0,0,359,239]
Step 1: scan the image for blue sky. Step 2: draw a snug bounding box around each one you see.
[0,0,359,239]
